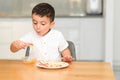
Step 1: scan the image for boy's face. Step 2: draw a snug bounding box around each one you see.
[32,14,55,36]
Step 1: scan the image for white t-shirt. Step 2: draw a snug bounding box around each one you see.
[20,29,68,61]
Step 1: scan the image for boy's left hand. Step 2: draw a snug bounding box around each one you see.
[61,55,74,62]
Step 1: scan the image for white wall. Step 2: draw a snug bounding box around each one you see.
[114,0,120,66]
[104,0,114,65]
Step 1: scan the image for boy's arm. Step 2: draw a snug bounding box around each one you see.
[61,48,73,62]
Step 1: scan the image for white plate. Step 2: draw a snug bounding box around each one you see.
[36,61,69,69]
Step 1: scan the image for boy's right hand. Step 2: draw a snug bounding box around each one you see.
[14,40,26,49]
[10,40,33,52]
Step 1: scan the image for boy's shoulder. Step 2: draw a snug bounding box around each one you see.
[48,29,64,38]
[51,29,62,34]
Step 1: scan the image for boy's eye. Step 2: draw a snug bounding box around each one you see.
[33,22,37,25]
[41,23,45,25]
[34,23,37,25]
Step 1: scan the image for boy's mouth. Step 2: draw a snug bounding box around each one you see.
[36,31,41,34]
[37,32,41,34]
[36,30,41,33]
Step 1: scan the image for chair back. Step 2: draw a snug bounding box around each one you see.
[67,41,76,61]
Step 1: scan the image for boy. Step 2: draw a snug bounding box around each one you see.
[10,3,73,62]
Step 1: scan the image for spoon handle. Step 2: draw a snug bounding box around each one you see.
[25,46,30,57]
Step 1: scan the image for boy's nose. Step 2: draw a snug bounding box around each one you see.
[36,24,41,29]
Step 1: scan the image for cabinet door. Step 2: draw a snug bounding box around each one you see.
[79,18,104,61]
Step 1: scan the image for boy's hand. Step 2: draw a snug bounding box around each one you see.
[61,55,74,62]
[13,40,26,50]
[14,40,33,49]
[10,40,33,52]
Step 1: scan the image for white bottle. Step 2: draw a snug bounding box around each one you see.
[86,0,102,14]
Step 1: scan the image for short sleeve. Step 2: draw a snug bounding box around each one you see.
[58,32,68,52]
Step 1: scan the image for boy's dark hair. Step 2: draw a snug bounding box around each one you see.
[32,3,55,22]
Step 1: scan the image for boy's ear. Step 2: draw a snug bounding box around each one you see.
[50,21,55,28]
